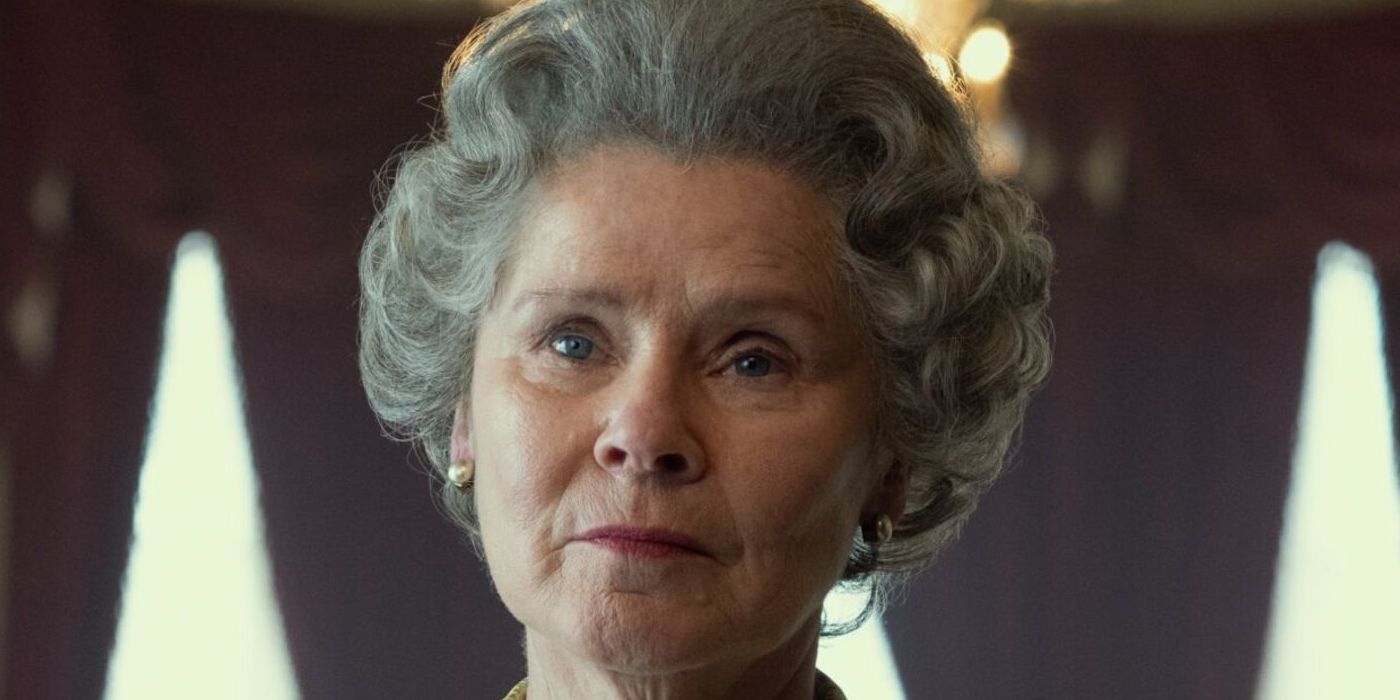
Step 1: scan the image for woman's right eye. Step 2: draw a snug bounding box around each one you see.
[549,334,595,360]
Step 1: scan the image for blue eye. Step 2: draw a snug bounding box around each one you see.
[550,334,594,360]
[733,353,773,377]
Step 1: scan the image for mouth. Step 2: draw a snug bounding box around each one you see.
[575,525,711,559]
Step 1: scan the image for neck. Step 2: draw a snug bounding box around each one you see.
[521,614,823,700]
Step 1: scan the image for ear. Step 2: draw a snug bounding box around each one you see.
[449,399,474,463]
[865,461,909,526]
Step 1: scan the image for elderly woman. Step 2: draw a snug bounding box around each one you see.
[358,0,1051,697]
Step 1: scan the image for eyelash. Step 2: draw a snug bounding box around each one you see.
[540,322,603,360]
[720,339,790,379]
[537,322,792,378]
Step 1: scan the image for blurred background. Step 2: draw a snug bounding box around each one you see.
[3,0,1399,697]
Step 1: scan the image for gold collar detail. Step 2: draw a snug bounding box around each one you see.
[501,670,847,699]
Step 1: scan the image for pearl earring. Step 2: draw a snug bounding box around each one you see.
[863,513,894,544]
[447,459,474,490]
[875,513,894,543]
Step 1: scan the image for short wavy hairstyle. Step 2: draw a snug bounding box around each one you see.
[359,0,1052,630]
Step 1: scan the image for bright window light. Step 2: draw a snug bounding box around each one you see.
[1257,242,1400,699]
[818,587,907,699]
[105,233,299,700]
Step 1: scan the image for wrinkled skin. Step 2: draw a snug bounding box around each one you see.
[454,145,905,699]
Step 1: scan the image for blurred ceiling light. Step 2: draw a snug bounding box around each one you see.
[924,52,956,86]
[958,21,1012,84]
[871,0,923,27]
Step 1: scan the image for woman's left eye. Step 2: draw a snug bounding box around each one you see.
[550,334,595,360]
[731,352,777,377]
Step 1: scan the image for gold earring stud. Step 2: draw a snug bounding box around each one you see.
[447,459,474,490]
[875,513,894,544]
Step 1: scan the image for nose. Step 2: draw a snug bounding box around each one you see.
[593,366,706,484]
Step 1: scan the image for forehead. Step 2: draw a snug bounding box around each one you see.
[500,145,848,312]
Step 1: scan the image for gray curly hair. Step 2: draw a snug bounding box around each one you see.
[359,0,1052,632]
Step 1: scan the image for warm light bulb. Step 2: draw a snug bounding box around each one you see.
[959,22,1012,84]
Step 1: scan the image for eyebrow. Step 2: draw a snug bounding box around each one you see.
[700,294,829,328]
[511,288,625,313]
[511,287,831,327]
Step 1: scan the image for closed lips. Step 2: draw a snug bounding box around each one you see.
[577,526,710,557]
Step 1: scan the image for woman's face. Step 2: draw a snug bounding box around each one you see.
[457,145,898,673]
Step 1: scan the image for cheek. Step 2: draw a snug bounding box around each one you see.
[719,406,871,572]
[472,357,596,573]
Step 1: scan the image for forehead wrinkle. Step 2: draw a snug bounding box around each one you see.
[505,146,853,328]
[690,292,830,331]
[703,236,849,322]
[510,286,626,314]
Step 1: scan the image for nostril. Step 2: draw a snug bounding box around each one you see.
[656,453,688,472]
[604,446,629,467]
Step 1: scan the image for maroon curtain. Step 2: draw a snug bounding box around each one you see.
[1,0,40,440]
[6,2,1400,699]
[3,2,521,698]
[886,7,1400,698]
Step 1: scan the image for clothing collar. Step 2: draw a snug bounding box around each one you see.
[502,669,848,699]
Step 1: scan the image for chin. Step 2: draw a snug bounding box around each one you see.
[565,590,740,674]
